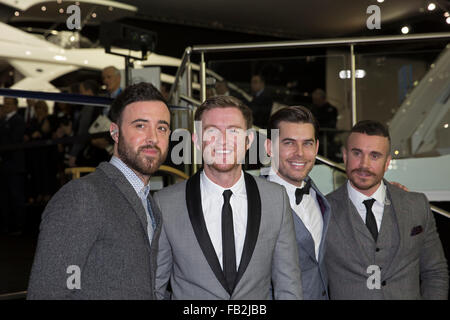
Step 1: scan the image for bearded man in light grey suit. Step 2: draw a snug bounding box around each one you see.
[154,95,302,300]
[27,83,170,299]
[325,120,448,300]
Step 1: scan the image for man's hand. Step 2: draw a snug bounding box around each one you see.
[389,181,409,192]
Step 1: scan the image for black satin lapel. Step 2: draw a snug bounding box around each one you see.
[234,172,262,288]
[186,170,230,294]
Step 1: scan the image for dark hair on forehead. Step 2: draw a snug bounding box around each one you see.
[109,82,168,124]
[348,120,391,150]
[267,105,319,140]
[194,95,253,129]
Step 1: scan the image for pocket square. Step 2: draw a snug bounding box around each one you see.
[410,225,423,236]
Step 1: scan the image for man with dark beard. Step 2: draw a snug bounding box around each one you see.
[27,83,170,299]
[325,120,448,299]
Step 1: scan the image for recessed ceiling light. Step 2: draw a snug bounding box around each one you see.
[41,6,46,12]
[14,11,19,16]
[59,8,64,14]
[446,17,450,24]
[377,0,384,3]
[444,12,450,17]
[91,12,97,18]
[444,123,449,129]
[427,3,436,11]
[401,26,409,34]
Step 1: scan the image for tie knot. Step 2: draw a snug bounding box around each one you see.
[223,189,233,203]
[363,198,376,210]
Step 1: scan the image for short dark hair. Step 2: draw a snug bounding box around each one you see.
[348,120,391,150]
[194,95,253,129]
[110,82,167,124]
[80,79,99,96]
[252,74,265,83]
[267,106,319,140]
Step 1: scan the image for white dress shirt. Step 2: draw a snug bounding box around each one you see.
[347,181,386,231]
[200,170,248,269]
[267,168,323,260]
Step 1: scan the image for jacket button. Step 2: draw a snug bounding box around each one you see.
[376,248,380,252]
[322,290,326,296]
[381,281,386,286]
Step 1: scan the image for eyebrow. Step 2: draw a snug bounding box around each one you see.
[203,125,244,130]
[130,119,170,126]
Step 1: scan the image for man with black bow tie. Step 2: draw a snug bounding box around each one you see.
[264,106,331,300]
[325,120,448,299]
[154,96,302,300]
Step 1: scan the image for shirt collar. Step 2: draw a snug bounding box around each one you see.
[267,167,306,192]
[347,180,386,209]
[110,156,150,197]
[201,169,246,198]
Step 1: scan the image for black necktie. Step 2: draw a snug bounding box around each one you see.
[363,198,378,242]
[222,189,237,293]
[295,180,311,205]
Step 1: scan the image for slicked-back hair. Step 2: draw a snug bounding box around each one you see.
[194,95,253,129]
[348,120,391,150]
[109,82,167,125]
[267,106,319,140]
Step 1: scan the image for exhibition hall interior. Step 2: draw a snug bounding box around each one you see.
[0,0,449,299]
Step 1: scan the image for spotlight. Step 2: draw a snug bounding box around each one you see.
[41,6,46,11]
[377,0,384,3]
[14,11,19,16]
[446,17,450,24]
[92,12,97,18]
[444,12,449,17]
[401,26,409,34]
[427,3,436,11]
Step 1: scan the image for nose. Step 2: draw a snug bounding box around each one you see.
[146,125,159,145]
[360,154,370,168]
[294,143,304,157]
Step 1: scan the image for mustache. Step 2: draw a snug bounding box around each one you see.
[352,168,375,176]
[138,144,160,153]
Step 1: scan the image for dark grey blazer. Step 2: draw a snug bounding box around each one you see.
[27,162,162,299]
[325,180,449,300]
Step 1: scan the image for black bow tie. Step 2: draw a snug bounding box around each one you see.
[295,180,311,205]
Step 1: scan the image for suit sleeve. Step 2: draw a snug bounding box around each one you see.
[27,180,102,299]
[271,188,303,300]
[419,194,449,300]
[153,193,173,300]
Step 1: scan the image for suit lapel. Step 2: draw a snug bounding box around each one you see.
[98,162,149,239]
[310,179,331,264]
[331,184,372,264]
[185,170,230,294]
[234,172,262,288]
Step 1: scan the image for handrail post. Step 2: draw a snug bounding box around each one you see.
[200,52,206,102]
[350,44,357,126]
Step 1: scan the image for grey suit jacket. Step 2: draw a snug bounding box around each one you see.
[154,170,303,300]
[27,162,162,299]
[325,180,449,300]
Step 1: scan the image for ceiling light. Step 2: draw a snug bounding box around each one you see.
[108,6,114,11]
[394,150,399,155]
[91,12,97,18]
[59,8,64,14]
[446,17,450,24]
[401,26,409,34]
[427,3,436,11]
[444,12,450,17]
[377,0,384,3]
[70,36,75,42]
[53,55,67,61]
[444,124,449,129]
[14,11,19,16]
[41,6,46,12]
[57,0,63,4]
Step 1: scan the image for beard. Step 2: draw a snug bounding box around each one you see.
[117,134,167,177]
[348,168,381,190]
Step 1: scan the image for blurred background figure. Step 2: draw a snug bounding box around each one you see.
[160,83,170,102]
[248,74,273,128]
[308,88,339,160]
[0,97,25,235]
[26,101,52,205]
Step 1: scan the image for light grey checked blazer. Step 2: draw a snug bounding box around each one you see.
[154,170,303,300]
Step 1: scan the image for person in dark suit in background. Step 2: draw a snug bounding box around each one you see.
[248,74,273,129]
[27,82,170,299]
[0,97,26,235]
[264,106,331,299]
[325,120,448,299]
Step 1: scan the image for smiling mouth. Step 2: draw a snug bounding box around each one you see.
[288,161,306,168]
[215,149,232,154]
[354,170,373,177]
